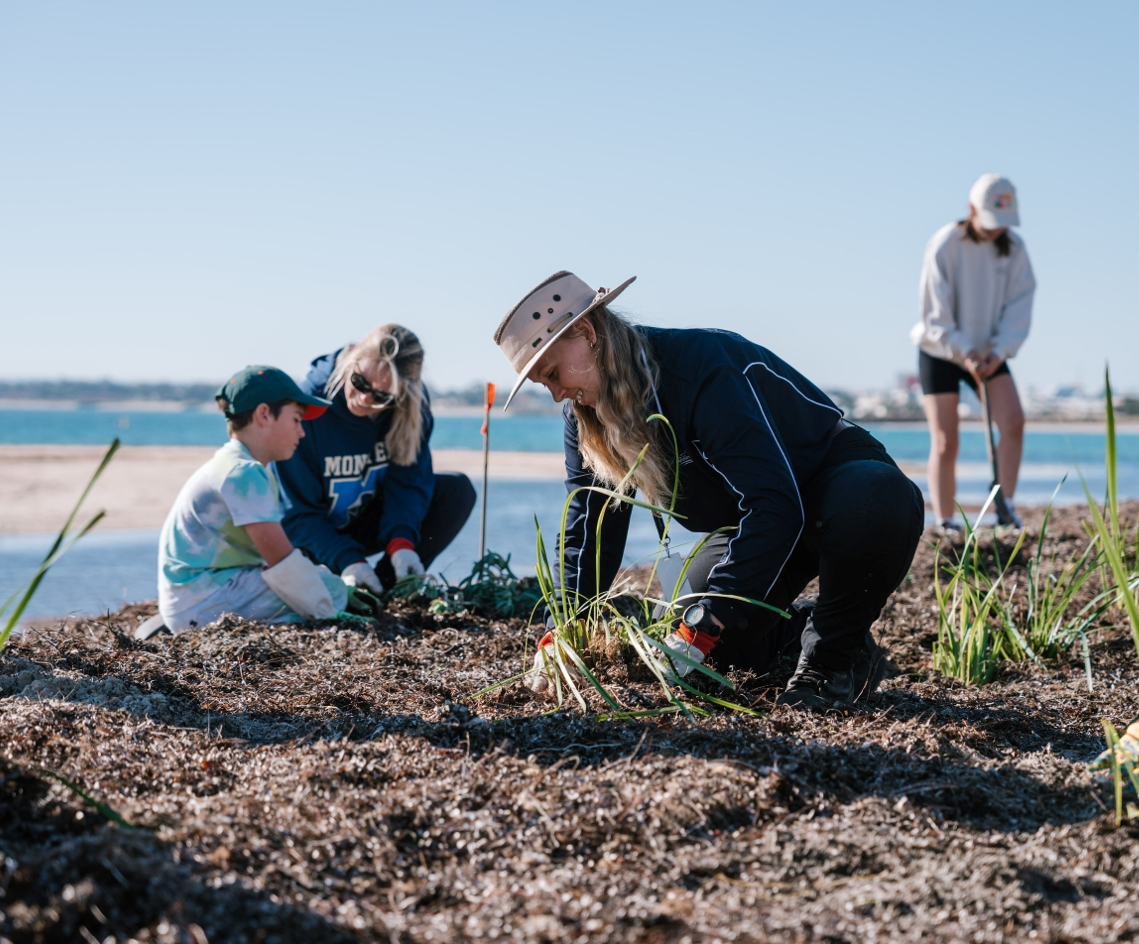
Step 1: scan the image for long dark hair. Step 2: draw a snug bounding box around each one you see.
[959,218,1011,257]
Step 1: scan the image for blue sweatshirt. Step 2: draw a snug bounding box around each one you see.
[276,350,435,573]
[559,326,843,628]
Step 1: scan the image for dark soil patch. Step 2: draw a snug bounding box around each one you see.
[2,504,1139,942]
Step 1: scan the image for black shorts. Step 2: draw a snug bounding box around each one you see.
[919,350,1010,396]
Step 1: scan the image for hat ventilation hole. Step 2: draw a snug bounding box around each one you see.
[548,308,554,314]
[552,294,561,301]
[532,312,541,319]
[532,339,542,348]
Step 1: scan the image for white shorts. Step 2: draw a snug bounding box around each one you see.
[160,566,345,633]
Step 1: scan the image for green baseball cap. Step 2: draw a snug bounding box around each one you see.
[216,366,332,420]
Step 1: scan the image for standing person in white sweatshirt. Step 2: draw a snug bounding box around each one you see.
[911,174,1036,531]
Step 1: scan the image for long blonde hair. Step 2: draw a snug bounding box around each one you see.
[568,308,673,508]
[326,324,425,466]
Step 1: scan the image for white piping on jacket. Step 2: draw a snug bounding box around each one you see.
[743,360,842,418]
[741,373,806,596]
[691,441,752,591]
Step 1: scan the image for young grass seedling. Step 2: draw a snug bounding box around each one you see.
[0,439,120,653]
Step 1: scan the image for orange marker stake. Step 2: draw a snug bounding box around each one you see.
[478,383,497,558]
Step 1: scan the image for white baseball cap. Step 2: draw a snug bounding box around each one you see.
[969,174,1020,229]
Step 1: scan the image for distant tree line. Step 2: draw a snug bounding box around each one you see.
[0,379,563,412]
[0,380,221,403]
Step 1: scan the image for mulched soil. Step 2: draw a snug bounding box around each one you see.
[2,503,1138,943]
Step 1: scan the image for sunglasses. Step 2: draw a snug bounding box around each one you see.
[350,370,397,407]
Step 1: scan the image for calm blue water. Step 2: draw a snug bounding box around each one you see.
[0,408,563,451]
[3,407,1137,466]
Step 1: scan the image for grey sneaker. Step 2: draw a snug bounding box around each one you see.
[777,652,854,711]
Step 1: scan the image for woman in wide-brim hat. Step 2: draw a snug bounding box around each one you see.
[494,271,924,711]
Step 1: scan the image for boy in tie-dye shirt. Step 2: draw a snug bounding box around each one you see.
[158,366,352,632]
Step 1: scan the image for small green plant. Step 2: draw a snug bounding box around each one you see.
[932,486,1028,685]
[1091,717,1139,828]
[0,439,120,654]
[999,480,1111,689]
[386,551,542,619]
[1078,367,1139,664]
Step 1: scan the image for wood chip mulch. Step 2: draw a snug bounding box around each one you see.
[2,503,1138,943]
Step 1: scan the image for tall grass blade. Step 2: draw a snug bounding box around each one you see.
[1102,720,1126,828]
[0,439,119,653]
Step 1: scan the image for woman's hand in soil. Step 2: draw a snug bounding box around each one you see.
[343,560,384,594]
[524,631,583,695]
[391,548,425,581]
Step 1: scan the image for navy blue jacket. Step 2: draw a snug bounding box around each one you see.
[559,327,843,627]
[276,350,435,573]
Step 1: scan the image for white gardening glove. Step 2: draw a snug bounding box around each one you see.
[524,632,556,694]
[390,547,425,581]
[342,560,384,594]
[524,631,584,695]
[261,548,339,620]
[658,625,717,685]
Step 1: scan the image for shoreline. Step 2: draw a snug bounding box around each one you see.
[0,445,566,534]
[0,443,1122,536]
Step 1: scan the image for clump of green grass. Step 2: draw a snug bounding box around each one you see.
[0,438,120,653]
[932,486,1028,685]
[481,415,787,720]
[992,479,1110,690]
[1079,366,1139,665]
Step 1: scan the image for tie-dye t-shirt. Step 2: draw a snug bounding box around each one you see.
[158,439,283,615]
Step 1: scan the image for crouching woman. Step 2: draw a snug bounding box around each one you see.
[276,325,475,593]
[493,271,924,711]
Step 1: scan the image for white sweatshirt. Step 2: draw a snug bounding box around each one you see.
[910,222,1036,366]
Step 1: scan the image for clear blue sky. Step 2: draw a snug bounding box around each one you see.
[2,2,1136,393]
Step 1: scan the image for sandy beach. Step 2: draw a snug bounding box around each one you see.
[0,443,954,534]
[0,445,567,534]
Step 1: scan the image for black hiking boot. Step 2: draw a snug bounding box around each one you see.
[776,653,854,712]
[850,633,889,703]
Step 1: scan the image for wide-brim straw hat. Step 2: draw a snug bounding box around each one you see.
[493,270,636,410]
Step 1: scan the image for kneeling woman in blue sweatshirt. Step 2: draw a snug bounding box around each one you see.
[277,325,475,593]
[494,271,924,711]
